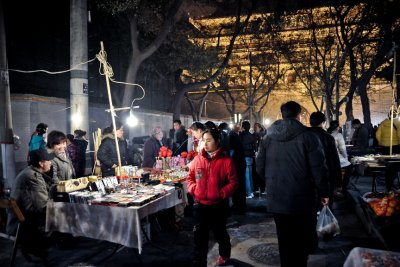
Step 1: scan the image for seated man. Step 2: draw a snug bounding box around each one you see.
[7,149,54,259]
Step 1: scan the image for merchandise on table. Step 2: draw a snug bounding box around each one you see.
[363,191,400,217]
[53,164,187,206]
[90,184,173,207]
[57,177,90,192]
[343,247,400,267]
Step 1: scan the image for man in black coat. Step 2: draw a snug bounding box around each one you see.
[228,124,246,214]
[97,122,129,177]
[169,119,188,156]
[239,121,256,198]
[309,112,342,209]
[256,101,330,267]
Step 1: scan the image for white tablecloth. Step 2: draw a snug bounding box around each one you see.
[45,189,184,254]
[343,247,400,267]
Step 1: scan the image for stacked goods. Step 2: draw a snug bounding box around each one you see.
[364,191,400,217]
[57,177,90,193]
[148,169,188,184]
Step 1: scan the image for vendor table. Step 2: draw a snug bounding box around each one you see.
[351,155,400,192]
[45,188,185,254]
[343,247,400,267]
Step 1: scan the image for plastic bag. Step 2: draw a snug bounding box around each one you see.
[316,205,340,238]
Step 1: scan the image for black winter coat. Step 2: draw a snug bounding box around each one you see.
[309,127,342,188]
[142,137,163,168]
[172,127,188,156]
[256,119,329,215]
[97,134,129,177]
[239,130,256,157]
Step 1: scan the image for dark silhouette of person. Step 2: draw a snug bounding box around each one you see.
[256,101,329,267]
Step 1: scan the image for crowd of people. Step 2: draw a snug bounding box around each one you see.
[7,102,391,267]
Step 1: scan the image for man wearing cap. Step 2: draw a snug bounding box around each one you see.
[7,148,54,259]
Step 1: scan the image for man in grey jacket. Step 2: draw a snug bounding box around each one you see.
[7,148,54,259]
[256,101,330,267]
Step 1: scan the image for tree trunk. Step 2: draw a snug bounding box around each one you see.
[121,0,184,108]
[358,82,372,130]
[345,90,355,121]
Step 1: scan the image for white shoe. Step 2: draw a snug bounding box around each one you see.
[246,193,254,199]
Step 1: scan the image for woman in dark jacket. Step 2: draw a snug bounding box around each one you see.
[97,122,129,177]
[47,130,75,185]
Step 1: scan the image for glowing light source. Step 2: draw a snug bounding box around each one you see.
[264,118,271,125]
[126,111,139,127]
[71,113,82,124]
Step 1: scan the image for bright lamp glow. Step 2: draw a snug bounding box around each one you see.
[71,113,82,124]
[229,123,234,129]
[126,114,138,127]
[264,118,271,125]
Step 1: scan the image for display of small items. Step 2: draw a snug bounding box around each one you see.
[148,169,188,184]
[90,184,173,207]
[363,190,400,217]
[155,147,198,171]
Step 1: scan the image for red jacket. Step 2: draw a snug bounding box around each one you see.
[187,148,238,205]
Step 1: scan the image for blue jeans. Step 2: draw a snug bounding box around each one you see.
[245,157,254,196]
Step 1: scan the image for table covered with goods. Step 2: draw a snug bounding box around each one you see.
[46,164,189,254]
[351,155,400,192]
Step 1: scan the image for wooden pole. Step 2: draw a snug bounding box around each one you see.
[100,41,122,174]
[390,43,397,156]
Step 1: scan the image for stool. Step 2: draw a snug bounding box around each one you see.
[0,198,25,267]
[370,170,385,193]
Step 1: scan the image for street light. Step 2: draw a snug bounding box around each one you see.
[71,112,82,124]
[105,106,140,128]
[126,109,139,127]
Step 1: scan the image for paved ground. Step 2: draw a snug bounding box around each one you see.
[0,175,394,267]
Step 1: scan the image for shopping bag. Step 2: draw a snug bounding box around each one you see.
[316,205,340,238]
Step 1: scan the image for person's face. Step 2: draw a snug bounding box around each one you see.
[115,128,124,139]
[39,160,52,172]
[155,131,163,141]
[203,132,218,152]
[53,141,67,154]
[173,122,180,131]
[193,129,203,139]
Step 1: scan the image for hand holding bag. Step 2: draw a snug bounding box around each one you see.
[316,205,340,238]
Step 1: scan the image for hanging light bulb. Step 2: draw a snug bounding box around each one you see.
[126,109,139,127]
